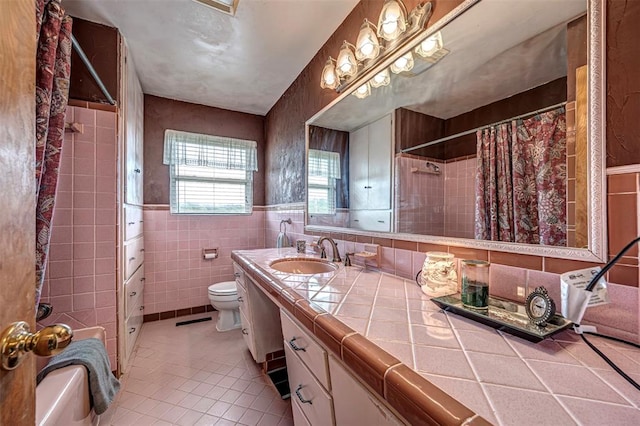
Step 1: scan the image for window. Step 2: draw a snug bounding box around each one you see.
[163,130,257,214]
[308,149,341,215]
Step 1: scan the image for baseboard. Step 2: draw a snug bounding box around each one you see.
[143,304,215,323]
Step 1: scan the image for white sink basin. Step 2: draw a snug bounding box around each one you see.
[270,258,338,275]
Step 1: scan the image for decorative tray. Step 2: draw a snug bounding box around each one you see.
[431,294,572,343]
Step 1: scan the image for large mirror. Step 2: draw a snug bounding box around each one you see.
[305,0,606,261]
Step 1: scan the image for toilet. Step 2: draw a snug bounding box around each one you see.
[208,281,241,332]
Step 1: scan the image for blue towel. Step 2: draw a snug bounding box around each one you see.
[36,338,120,415]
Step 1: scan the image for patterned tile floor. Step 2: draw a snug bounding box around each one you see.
[100,313,293,426]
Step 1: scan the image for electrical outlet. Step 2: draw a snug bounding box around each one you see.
[516,286,525,297]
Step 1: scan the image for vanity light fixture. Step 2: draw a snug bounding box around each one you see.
[377,0,408,42]
[320,57,339,90]
[352,82,372,99]
[319,1,432,93]
[370,68,391,88]
[336,41,358,79]
[390,52,414,74]
[356,19,381,61]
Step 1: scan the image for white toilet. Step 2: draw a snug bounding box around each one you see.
[208,281,241,332]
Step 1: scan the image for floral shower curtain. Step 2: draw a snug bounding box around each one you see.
[35,0,73,307]
[512,109,567,245]
[474,124,515,242]
[475,107,567,246]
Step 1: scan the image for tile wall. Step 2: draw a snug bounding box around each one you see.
[395,155,444,235]
[443,157,475,239]
[39,105,118,368]
[142,208,265,315]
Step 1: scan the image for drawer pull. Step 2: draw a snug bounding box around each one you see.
[128,221,135,225]
[237,296,244,302]
[129,327,136,334]
[129,257,136,261]
[139,220,144,223]
[139,248,145,252]
[377,220,385,223]
[134,168,141,173]
[234,272,241,278]
[139,306,144,311]
[288,337,306,352]
[241,328,249,335]
[295,385,312,405]
[129,291,136,297]
[140,277,146,282]
[364,185,372,189]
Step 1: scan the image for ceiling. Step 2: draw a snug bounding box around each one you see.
[63,0,359,115]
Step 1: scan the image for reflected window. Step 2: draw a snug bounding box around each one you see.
[308,149,341,215]
[163,130,257,214]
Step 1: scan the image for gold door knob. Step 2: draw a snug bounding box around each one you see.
[1,322,73,371]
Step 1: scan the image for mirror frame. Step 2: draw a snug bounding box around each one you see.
[305,0,606,262]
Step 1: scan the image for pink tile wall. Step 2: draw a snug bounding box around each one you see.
[143,209,265,314]
[444,157,475,239]
[39,106,118,369]
[395,156,444,235]
[264,205,307,248]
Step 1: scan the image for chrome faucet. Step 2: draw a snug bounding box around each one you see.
[317,237,341,263]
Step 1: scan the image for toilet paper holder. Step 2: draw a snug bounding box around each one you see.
[202,248,219,260]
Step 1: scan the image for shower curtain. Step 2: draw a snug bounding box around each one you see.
[475,108,567,245]
[35,0,73,307]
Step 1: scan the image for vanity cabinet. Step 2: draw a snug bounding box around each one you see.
[349,114,393,231]
[281,310,407,426]
[234,263,283,363]
[282,311,335,426]
[329,356,404,426]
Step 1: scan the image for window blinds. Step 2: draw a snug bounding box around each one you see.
[163,130,257,214]
[308,149,341,215]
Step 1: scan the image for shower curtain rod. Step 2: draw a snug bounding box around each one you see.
[401,101,567,153]
[70,34,117,105]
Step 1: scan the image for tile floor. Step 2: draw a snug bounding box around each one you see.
[100,313,293,426]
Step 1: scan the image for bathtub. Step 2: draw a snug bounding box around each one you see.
[35,326,108,426]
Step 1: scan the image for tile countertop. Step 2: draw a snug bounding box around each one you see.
[231,248,640,425]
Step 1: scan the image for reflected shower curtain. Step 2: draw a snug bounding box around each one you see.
[475,108,566,245]
[512,109,567,245]
[35,0,73,307]
[474,124,515,242]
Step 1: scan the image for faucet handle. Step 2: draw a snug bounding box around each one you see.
[344,252,354,267]
[320,246,327,259]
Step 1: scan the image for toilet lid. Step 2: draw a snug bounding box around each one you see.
[208,281,237,295]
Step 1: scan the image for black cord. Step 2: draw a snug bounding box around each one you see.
[579,332,640,391]
[415,270,422,287]
[584,330,640,349]
[586,235,640,291]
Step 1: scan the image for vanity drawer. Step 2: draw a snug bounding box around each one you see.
[236,278,250,320]
[125,309,143,359]
[240,309,256,361]
[349,210,391,232]
[285,343,334,426]
[124,204,144,240]
[124,264,145,319]
[233,262,246,287]
[281,311,330,389]
[292,395,313,426]
[124,236,144,280]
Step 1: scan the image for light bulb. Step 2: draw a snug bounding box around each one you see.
[352,82,371,99]
[355,19,380,61]
[390,52,414,74]
[370,69,390,88]
[336,41,357,79]
[320,58,339,90]
[415,32,443,58]
[377,0,407,41]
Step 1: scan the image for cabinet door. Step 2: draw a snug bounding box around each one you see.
[123,47,144,206]
[367,114,392,209]
[329,355,404,426]
[349,125,370,210]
